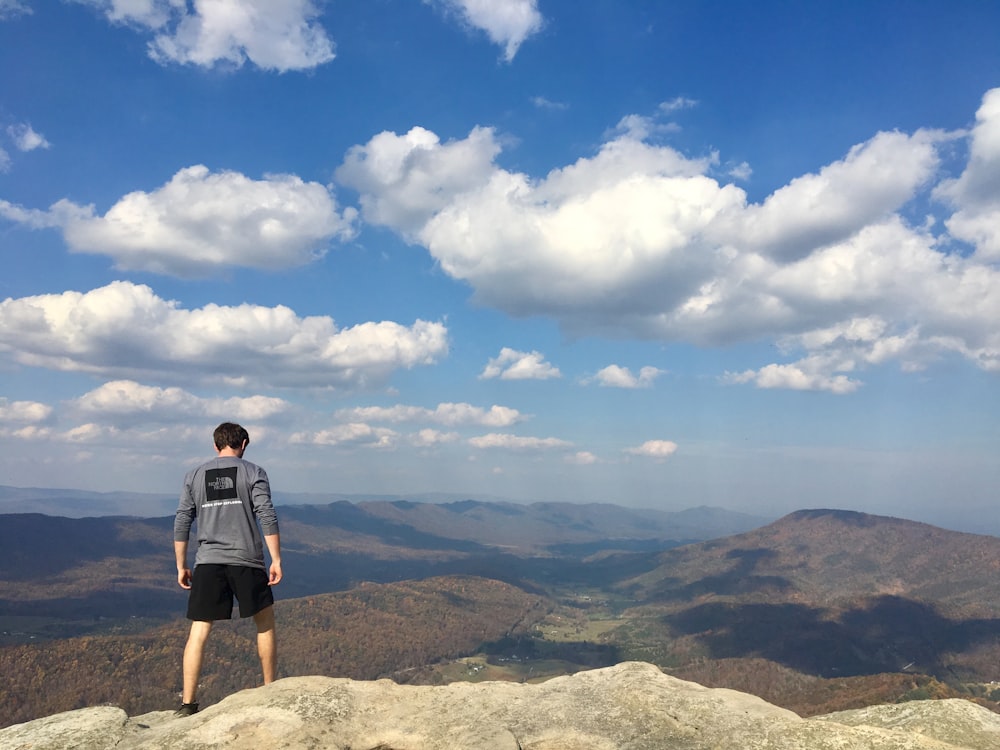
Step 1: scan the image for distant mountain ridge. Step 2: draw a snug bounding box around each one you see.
[0,484,771,534]
[0,497,769,621]
[5,504,1000,728]
[613,509,1000,689]
[625,508,1000,617]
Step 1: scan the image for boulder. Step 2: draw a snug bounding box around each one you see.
[4,662,999,749]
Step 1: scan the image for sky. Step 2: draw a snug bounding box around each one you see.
[0,1,999,532]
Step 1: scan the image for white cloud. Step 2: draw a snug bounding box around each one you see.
[935,88,1000,260]
[336,88,1000,391]
[43,422,205,451]
[0,147,9,173]
[336,126,500,239]
[410,428,461,447]
[659,97,698,113]
[432,0,543,62]
[566,451,598,465]
[0,0,30,19]
[1,424,53,441]
[589,364,662,389]
[290,423,396,448]
[1,165,357,277]
[480,348,561,380]
[0,398,52,423]
[724,362,862,395]
[729,161,752,181]
[624,439,678,459]
[71,0,180,28]
[0,282,449,389]
[609,113,681,142]
[468,432,572,451]
[7,123,50,151]
[75,0,335,72]
[337,402,525,427]
[720,129,943,262]
[532,96,567,111]
[73,380,290,425]
[340,124,734,321]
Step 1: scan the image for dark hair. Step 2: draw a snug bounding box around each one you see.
[214,422,250,450]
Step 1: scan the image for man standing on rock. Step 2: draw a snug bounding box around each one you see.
[173,422,283,717]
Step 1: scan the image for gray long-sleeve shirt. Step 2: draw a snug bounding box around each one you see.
[174,455,279,569]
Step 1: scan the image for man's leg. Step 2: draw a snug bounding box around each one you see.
[182,620,213,704]
[253,605,277,684]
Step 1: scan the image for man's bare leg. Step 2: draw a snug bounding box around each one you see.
[253,605,277,684]
[182,620,213,704]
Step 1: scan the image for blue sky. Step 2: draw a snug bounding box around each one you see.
[1,1,999,531]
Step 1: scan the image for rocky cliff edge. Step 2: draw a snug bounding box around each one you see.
[4,662,1000,750]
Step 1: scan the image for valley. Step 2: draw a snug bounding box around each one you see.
[3,496,1000,728]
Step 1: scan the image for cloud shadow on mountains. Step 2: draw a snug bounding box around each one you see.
[663,595,1000,680]
[638,547,796,602]
[3,514,173,581]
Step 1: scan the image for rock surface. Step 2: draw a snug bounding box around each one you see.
[4,662,1000,750]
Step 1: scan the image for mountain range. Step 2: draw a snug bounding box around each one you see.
[2,492,999,729]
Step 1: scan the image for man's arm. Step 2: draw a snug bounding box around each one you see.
[175,540,192,589]
[264,533,282,586]
[174,472,197,589]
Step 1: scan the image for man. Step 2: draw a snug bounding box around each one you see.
[173,422,283,717]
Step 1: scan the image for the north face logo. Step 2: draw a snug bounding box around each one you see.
[205,467,239,501]
[207,475,235,491]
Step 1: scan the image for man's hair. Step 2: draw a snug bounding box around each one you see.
[214,422,250,450]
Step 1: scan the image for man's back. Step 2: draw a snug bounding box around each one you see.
[175,454,277,569]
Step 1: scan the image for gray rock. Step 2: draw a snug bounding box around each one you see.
[3,662,999,750]
[818,699,1000,749]
[0,705,129,750]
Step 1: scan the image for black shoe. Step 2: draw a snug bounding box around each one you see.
[174,702,199,717]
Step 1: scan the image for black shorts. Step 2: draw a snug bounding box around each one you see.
[186,564,274,621]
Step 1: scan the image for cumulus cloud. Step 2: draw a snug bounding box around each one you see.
[720,129,944,262]
[566,451,598,465]
[73,380,290,425]
[431,0,543,62]
[480,348,561,380]
[290,422,397,448]
[468,432,572,451]
[7,123,50,151]
[625,439,678,459]
[410,428,461,447]
[337,402,525,427]
[0,165,357,277]
[336,126,500,240]
[0,397,52,423]
[935,88,1000,260]
[338,122,734,322]
[74,0,335,72]
[0,282,449,389]
[336,87,1000,391]
[729,161,752,181]
[588,364,662,388]
[725,361,861,395]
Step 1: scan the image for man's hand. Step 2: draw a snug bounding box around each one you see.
[263,533,282,586]
[174,540,190,589]
[268,560,283,586]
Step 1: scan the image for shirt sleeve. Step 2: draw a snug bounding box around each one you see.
[173,470,198,542]
[250,465,279,536]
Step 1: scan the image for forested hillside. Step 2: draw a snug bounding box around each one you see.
[5,504,1000,728]
[1,577,551,726]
